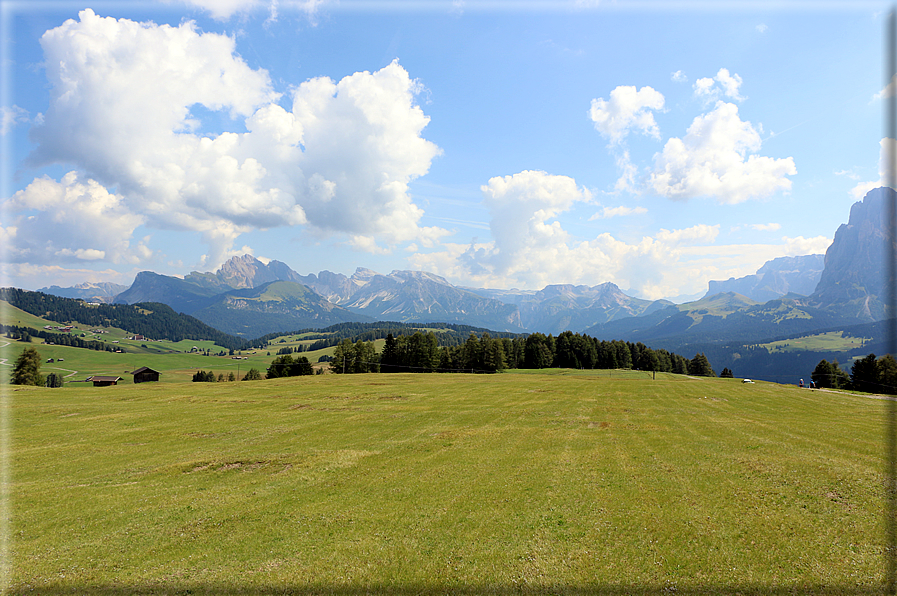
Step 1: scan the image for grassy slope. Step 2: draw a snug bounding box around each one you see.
[8,371,886,594]
[0,302,342,382]
[758,331,872,354]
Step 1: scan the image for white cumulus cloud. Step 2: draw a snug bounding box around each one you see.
[24,10,443,269]
[782,235,832,255]
[648,101,796,204]
[409,170,733,299]
[3,172,147,266]
[693,68,745,103]
[850,137,895,200]
[589,85,665,145]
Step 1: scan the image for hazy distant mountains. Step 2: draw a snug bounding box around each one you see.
[42,187,896,340]
[37,281,128,303]
[112,255,682,336]
[469,283,673,333]
[704,254,824,302]
[113,256,525,336]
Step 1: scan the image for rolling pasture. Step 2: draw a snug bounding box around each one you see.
[6,370,889,594]
[0,301,337,383]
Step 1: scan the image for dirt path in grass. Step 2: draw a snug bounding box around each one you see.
[0,339,10,366]
[47,367,79,378]
[815,387,897,401]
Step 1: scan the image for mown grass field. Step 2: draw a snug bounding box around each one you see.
[6,370,891,595]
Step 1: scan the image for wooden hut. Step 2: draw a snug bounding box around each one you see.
[131,366,161,383]
[88,376,122,387]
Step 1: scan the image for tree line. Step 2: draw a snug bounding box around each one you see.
[323,330,715,376]
[812,354,897,394]
[246,320,520,351]
[3,324,116,351]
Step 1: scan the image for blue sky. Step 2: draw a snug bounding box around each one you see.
[0,0,891,300]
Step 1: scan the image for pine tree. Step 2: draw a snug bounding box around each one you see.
[851,353,879,393]
[11,347,43,386]
[687,353,715,377]
[878,354,897,394]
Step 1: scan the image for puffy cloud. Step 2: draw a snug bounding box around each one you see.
[756,24,768,34]
[589,85,665,145]
[648,101,796,204]
[478,170,591,271]
[410,170,728,298]
[693,68,745,103]
[409,169,821,299]
[782,235,832,255]
[589,205,647,220]
[875,74,897,101]
[3,172,147,266]
[850,137,895,200]
[671,70,687,83]
[26,10,443,268]
[411,221,724,300]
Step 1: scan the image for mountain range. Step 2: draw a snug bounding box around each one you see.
[40,187,896,345]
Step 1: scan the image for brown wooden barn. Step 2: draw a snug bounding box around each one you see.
[131,366,161,383]
[88,376,122,387]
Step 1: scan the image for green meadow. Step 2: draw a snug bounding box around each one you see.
[5,370,890,595]
[758,331,872,355]
[0,301,339,383]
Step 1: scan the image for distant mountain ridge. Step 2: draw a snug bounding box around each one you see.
[704,254,824,302]
[39,187,896,347]
[38,281,128,303]
[470,282,672,335]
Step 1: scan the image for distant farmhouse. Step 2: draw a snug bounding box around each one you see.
[131,367,160,383]
[87,375,122,387]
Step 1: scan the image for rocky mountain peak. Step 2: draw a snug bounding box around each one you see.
[810,186,894,319]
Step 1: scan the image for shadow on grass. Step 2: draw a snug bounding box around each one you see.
[5,584,890,595]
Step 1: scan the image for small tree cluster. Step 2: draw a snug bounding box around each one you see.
[242,368,262,381]
[266,354,314,378]
[332,339,381,373]
[192,370,216,382]
[811,359,851,389]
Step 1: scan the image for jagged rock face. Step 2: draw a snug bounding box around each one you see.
[216,254,265,288]
[811,186,895,320]
[706,254,824,302]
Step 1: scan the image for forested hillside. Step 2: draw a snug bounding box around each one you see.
[0,288,248,350]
